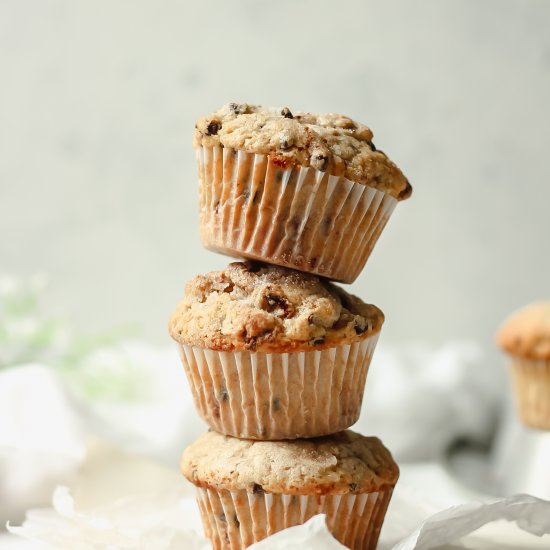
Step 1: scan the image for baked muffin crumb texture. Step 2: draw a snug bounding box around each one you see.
[181,429,399,495]
[194,103,411,200]
[169,261,384,352]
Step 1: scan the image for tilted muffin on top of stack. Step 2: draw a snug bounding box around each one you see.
[193,103,411,283]
[169,102,412,549]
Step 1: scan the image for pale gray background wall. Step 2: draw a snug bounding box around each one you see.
[1,0,549,352]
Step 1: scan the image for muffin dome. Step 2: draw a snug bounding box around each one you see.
[169,261,384,352]
[194,102,411,200]
[497,301,550,360]
[181,429,399,495]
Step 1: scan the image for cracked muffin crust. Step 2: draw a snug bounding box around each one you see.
[497,301,550,360]
[181,429,399,495]
[194,102,411,200]
[168,261,384,353]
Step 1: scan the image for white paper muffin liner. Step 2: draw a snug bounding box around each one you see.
[195,485,393,550]
[510,358,550,430]
[197,146,398,283]
[177,334,379,440]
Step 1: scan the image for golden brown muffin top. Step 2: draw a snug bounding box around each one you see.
[194,103,411,200]
[168,261,384,353]
[181,430,399,495]
[496,301,550,360]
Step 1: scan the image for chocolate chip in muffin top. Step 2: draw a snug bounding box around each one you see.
[168,261,384,352]
[194,103,412,200]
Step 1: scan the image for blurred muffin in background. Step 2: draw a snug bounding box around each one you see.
[497,301,550,430]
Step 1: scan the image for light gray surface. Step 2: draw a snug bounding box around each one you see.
[1,0,550,352]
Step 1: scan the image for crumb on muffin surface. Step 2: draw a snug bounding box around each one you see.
[497,301,550,360]
[181,429,399,495]
[194,103,411,200]
[168,261,384,352]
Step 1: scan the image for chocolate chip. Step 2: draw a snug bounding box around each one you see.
[273,398,281,411]
[263,293,294,319]
[228,102,244,114]
[332,317,349,330]
[243,335,257,351]
[349,483,358,492]
[281,107,293,119]
[252,483,264,495]
[244,261,262,272]
[222,282,234,293]
[217,387,229,402]
[279,132,293,150]
[342,120,357,130]
[311,152,329,171]
[280,138,291,150]
[322,216,332,235]
[368,141,377,151]
[241,324,273,350]
[312,336,325,346]
[206,120,221,136]
[354,322,369,335]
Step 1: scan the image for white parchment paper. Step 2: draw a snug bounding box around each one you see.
[9,495,550,550]
[393,494,550,549]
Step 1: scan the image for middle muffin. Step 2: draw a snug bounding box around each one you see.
[169,261,384,440]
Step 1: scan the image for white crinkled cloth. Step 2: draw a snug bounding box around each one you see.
[356,340,502,461]
[0,365,85,525]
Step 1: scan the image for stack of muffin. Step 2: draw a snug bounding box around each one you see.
[169,103,412,549]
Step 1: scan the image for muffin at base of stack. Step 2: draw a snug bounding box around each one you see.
[169,261,383,440]
[194,103,412,283]
[497,301,550,430]
[181,430,399,550]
